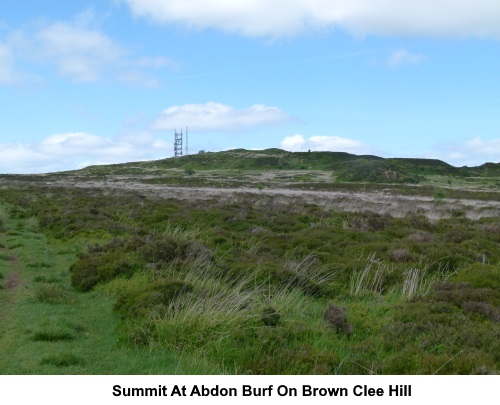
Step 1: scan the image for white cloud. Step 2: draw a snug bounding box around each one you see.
[34,22,126,82]
[121,0,500,39]
[0,41,41,85]
[3,13,176,85]
[0,43,15,84]
[428,137,500,166]
[280,134,375,155]
[135,56,180,70]
[40,132,114,154]
[152,102,290,132]
[387,49,423,67]
[0,131,172,174]
[118,70,162,88]
[0,143,54,173]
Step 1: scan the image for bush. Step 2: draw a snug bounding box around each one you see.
[388,248,415,262]
[453,264,500,290]
[70,234,206,291]
[261,306,280,327]
[445,230,469,243]
[114,280,193,319]
[434,287,499,307]
[322,303,352,335]
[70,251,138,292]
[274,267,327,297]
[462,301,500,322]
[139,236,190,263]
[433,189,447,202]
[407,232,434,243]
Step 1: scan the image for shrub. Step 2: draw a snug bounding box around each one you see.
[186,242,214,262]
[435,281,454,291]
[261,306,280,327]
[407,232,434,243]
[114,280,193,319]
[408,215,434,231]
[462,301,500,322]
[445,230,469,243]
[388,248,415,262]
[347,214,390,232]
[274,267,326,297]
[139,236,190,263]
[70,251,138,292]
[453,264,500,289]
[433,189,447,202]
[479,223,500,234]
[322,303,352,335]
[434,287,499,307]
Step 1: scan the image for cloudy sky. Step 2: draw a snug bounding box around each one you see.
[1,0,499,173]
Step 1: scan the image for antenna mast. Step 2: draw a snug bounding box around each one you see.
[174,128,183,157]
[185,127,189,156]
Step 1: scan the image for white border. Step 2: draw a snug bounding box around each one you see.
[1,375,496,405]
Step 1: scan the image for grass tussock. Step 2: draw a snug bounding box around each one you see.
[350,254,389,296]
[32,328,76,342]
[40,353,84,368]
[33,283,72,303]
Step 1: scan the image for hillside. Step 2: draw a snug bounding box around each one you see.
[73,148,500,183]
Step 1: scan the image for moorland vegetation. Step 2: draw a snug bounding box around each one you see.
[0,149,498,374]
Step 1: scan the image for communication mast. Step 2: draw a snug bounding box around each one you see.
[174,129,183,157]
[185,127,189,156]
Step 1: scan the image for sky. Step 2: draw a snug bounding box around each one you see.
[0,0,499,173]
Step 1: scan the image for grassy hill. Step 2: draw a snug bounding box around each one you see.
[74,148,500,184]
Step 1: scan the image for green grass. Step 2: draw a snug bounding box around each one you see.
[0,210,216,374]
[0,153,499,375]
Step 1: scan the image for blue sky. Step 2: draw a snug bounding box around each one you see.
[1,0,499,173]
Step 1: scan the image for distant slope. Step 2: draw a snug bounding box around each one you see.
[77,148,500,183]
[147,149,382,171]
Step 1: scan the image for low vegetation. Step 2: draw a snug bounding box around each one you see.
[0,149,498,374]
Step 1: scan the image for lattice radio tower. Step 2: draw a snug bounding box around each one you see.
[174,128,183,157]
[174,127,189,157]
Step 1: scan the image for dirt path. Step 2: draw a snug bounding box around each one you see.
[0,234,22,302]
[5,259,21,291]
